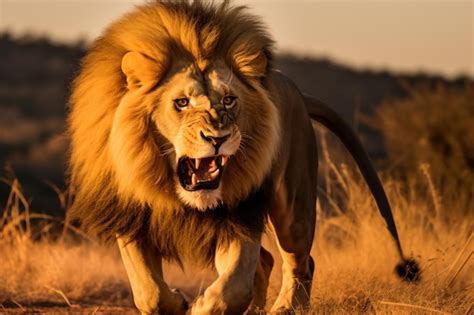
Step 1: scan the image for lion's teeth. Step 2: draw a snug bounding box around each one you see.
[210,169,220,180]
[195,158,201,169]
[221,155,228,166]
[191,173,197,185]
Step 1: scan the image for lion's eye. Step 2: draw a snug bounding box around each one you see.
[222,96,237,108]
[174,98,190,110]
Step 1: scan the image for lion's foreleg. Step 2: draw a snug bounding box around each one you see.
[249,246,274,312]
[190,239,261,314]
[269,187,316,312]
[117,237,188,315]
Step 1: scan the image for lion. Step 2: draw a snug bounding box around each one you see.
[68,1,419,314]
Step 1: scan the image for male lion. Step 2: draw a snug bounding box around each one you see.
[68,1,419,314]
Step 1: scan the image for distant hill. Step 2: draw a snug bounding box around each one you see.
[0,33,470,214]
[277,55,469,123]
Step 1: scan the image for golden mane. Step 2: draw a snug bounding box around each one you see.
[68,0,276,264]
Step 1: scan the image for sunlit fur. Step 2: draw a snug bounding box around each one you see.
[68,1,279,254]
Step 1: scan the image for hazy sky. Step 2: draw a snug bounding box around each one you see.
[0,0,472,78]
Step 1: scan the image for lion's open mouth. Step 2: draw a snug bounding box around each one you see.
[178,155,228,191]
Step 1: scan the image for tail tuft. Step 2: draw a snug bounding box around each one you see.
[395,259,421,282]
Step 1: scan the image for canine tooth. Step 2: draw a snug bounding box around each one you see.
[210,169,220,180]
[192,173,197,185]
[221,155,228,166]
[195,158,201,169]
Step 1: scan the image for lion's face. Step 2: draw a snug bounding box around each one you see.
[152,62,244,209]
[109,49,279,211]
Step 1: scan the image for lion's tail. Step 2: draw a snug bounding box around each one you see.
[304,94,420,282]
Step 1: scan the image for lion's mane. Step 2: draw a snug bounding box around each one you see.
[68,1,278,264]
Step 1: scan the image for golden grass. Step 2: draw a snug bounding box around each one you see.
[0,180,130,308]
[1,155,472,313]
[1,87,473,313]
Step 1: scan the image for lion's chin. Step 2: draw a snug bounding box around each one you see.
[176,185,223,211]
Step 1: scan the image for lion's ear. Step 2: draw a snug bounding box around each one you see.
[233,50,268,79]
[121,52,162,89]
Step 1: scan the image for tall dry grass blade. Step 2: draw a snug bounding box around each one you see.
[378,300,451,314]
[9,179,29,212]
[445,232,473,285]
[319,128,332,196]
[1,213,52,239]
[327,159,349,193]
[316,187,345,215]
[9,299,24,311]
[44,285,74,307]
[1,178,16,212]
[447,251,473,288]
[4,179,31,238]
[45,180,73,244]
[60,216,70,244]
[420,163,442,218]
[45,180,67,209]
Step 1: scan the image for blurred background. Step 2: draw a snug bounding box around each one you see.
[0,0,473,215]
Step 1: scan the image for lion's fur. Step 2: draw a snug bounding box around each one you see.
[68,1,280,265]
[69,2,417,310]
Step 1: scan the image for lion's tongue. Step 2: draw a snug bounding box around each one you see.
[194,157,217,181]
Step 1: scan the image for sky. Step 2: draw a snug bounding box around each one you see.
[0,0,472,78]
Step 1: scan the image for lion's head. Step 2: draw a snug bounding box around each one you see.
[69,1,280,240]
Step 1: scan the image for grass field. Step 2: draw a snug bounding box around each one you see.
[1,86,473,314]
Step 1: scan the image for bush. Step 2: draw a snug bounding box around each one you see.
[368,84,474,201]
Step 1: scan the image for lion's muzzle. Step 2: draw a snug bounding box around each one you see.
[200,131,230,155]
[178,155,229,191]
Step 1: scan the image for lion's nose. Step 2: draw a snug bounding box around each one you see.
[200,131,230,152]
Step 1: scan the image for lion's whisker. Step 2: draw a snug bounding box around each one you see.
[159,142,174,152]
[241,134,259,145]
[238,141,252,154]
[159,142,175,157]
[160,148,175,157]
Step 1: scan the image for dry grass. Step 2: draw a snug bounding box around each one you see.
[0,180,130,309]
[306,158,473,313]
[1,86,473,313]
